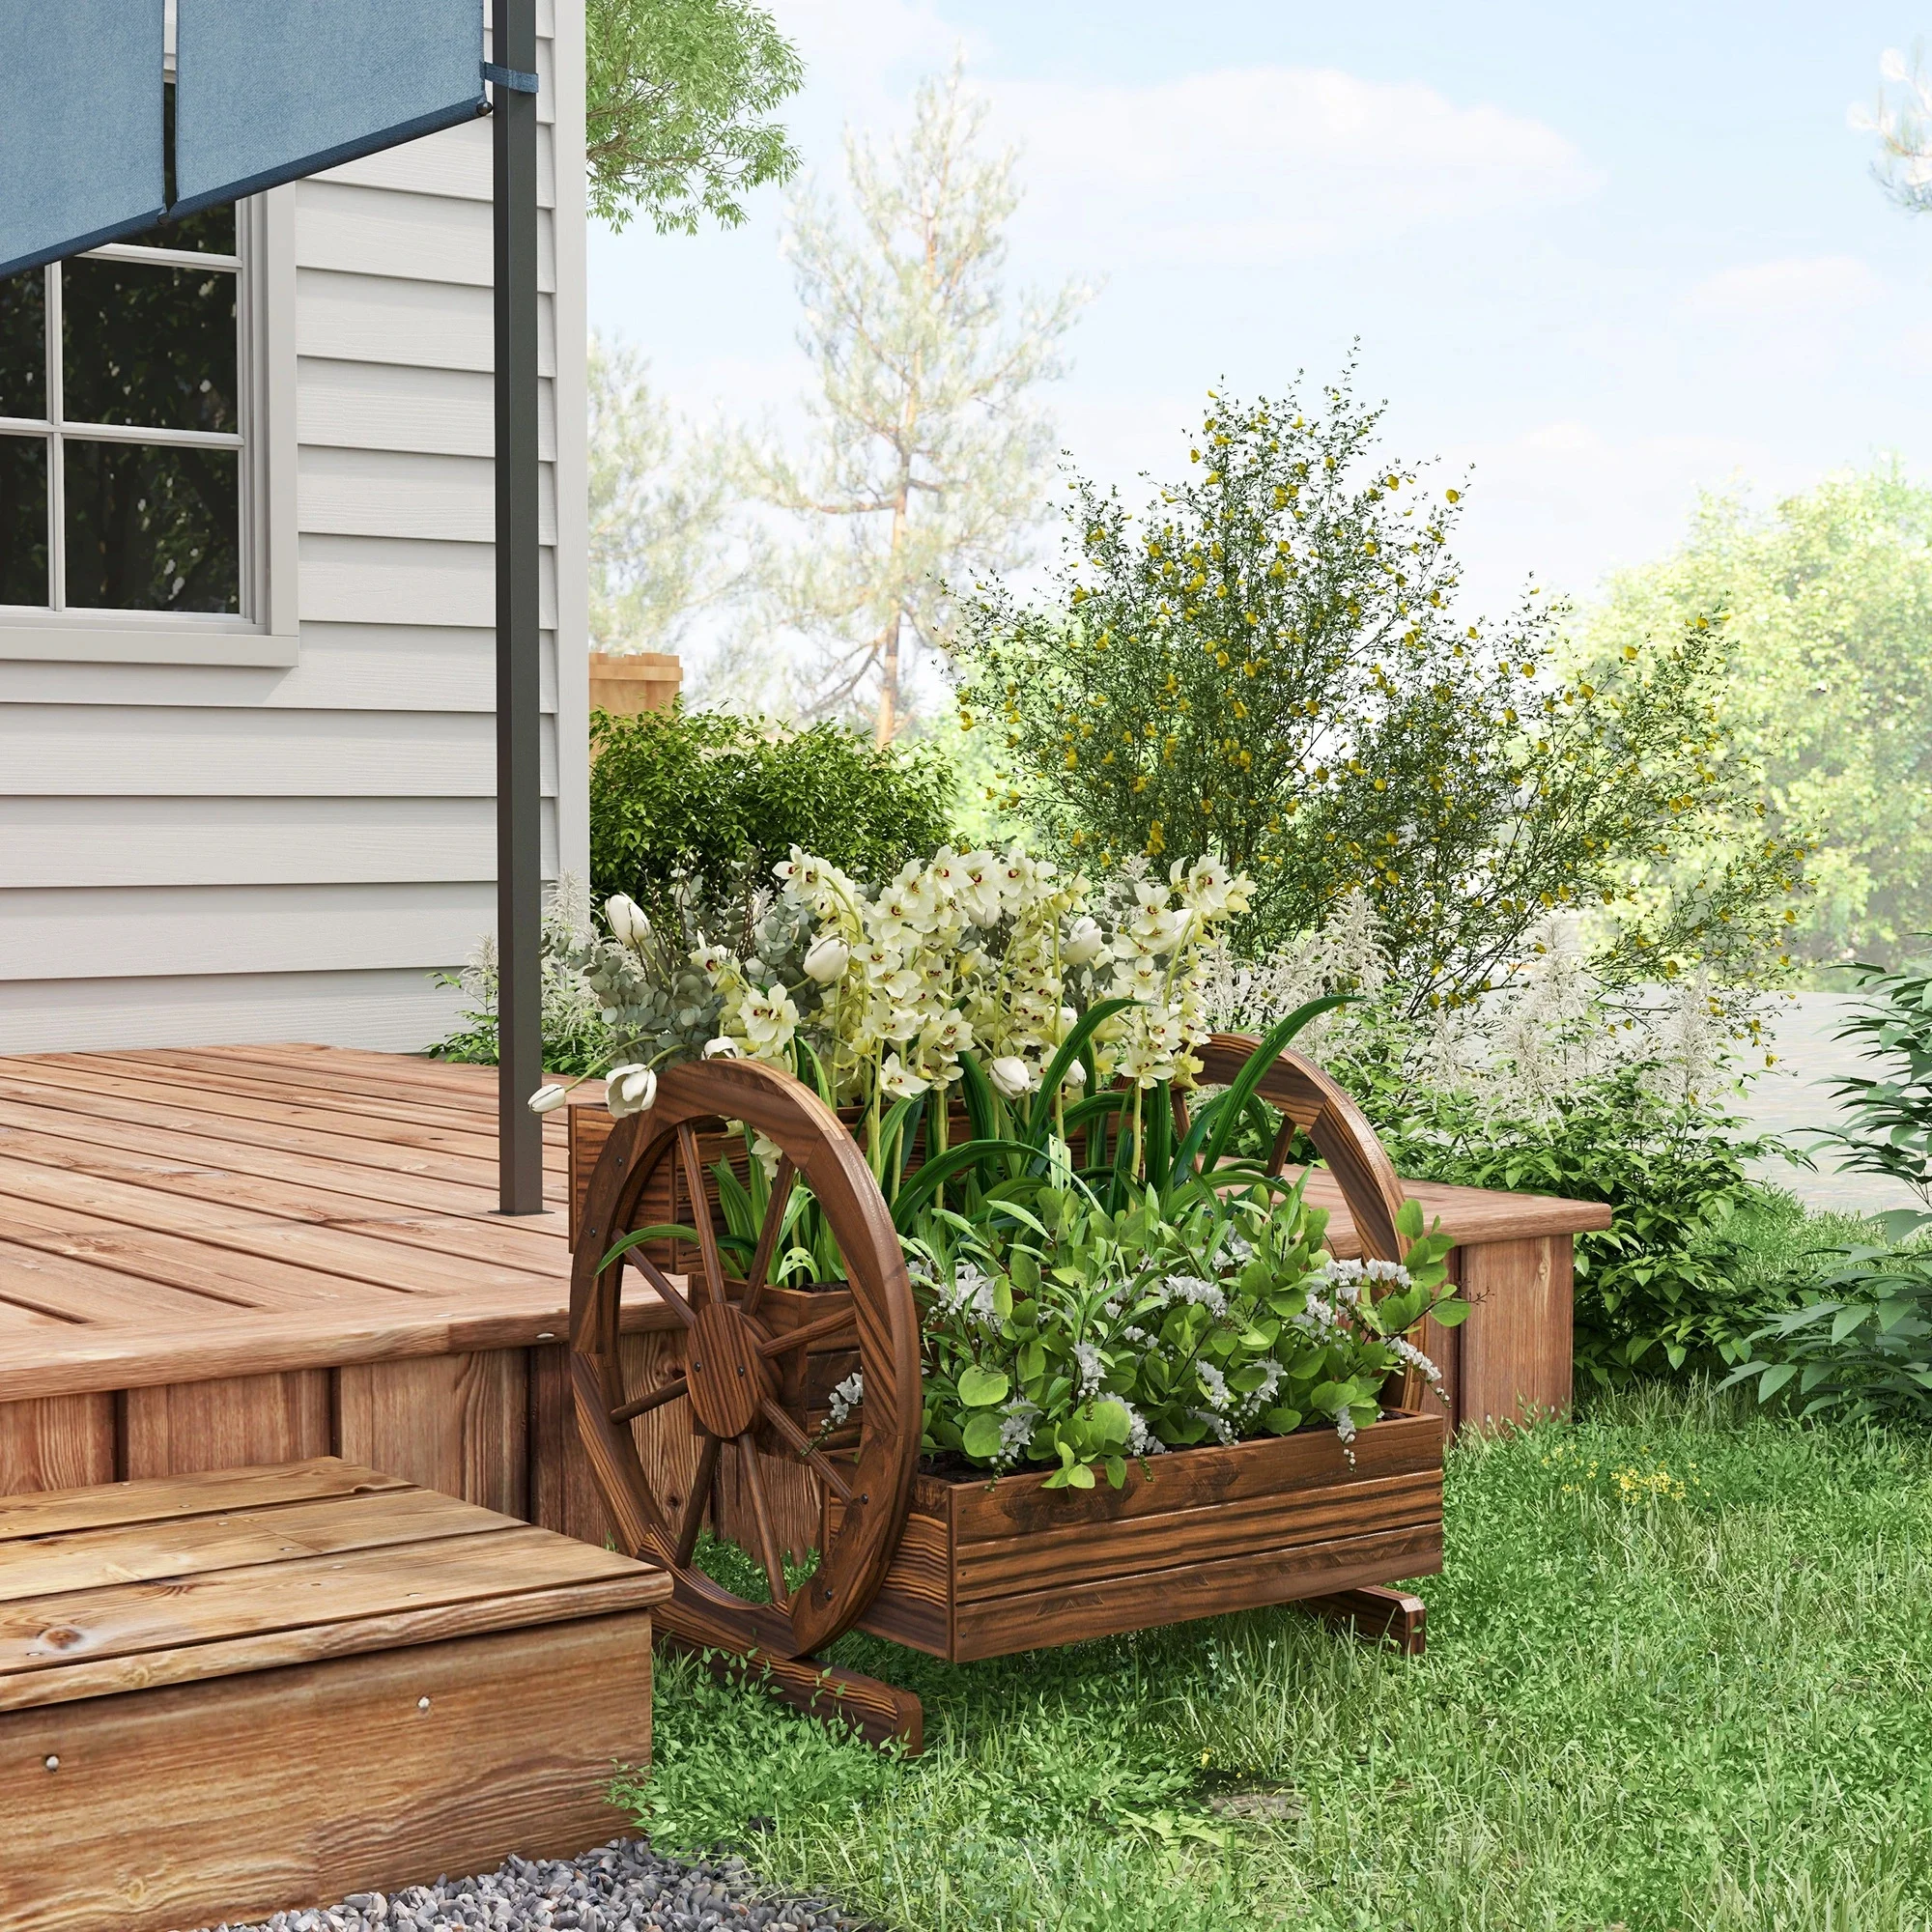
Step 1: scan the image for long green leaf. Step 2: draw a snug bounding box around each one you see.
[890,1135,1030,1232]
[1027,998,1136,1147]
[955,1049,997,1147]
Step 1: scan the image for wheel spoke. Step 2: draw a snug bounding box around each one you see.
[758,1398,854,1506]
[673,1432,723,1569]
[610,1374,688,1427]
[739,1440,790,1608]
[627,1248,697,1330]
[756,1302,857,1360]
[742,1154,796,1320]
[678,1122,731,1307]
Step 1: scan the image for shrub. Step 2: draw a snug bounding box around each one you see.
[1812,953,1932,1214]
[953,372,1805,1006]
[588,704,957,912]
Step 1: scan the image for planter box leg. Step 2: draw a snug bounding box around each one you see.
[1298,1585,1426,1656]
[658,1633,922,1753]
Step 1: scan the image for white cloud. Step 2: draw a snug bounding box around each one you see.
[1685,254,1886,323]
[986,67,1604,267]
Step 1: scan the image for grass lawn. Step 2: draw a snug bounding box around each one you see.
[624,1385,1932,1931]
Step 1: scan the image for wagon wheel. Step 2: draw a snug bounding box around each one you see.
[1185,1033,1426,1409]
[570,1058,922,1662]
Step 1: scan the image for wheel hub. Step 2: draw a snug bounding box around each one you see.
[684,1301,773,1438]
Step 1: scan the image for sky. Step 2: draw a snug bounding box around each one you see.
[587,0,1932,624]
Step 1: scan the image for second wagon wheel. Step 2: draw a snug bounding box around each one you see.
[570,1057,922,1661]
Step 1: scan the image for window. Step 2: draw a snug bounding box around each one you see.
[0,161,242,617]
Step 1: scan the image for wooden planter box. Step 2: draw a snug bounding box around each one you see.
[837,1409,1443,1662]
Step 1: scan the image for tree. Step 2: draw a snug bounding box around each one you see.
[737,59,1090,743]
[1576,467,1932,969]
[588,334,734,654]
[587,0,804,235]
[955,378,1805,1007]
[1854,45,1932,216]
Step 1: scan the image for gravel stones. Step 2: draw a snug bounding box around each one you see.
[195,1838,876,1932]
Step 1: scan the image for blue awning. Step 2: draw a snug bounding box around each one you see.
[0,0,166,281]
[173,0,486,216]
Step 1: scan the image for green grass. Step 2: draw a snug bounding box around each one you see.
[620,1385,1932,1931]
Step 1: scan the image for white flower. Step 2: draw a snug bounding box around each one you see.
[605,1064,658,1119]
[1062,915,1105,967]
[527,1083,569,1115]
[701,1036,741,1060]
[603,893,650,947]
[878,1053,928,1099]
[803,932,852,983]
[827,1371,865,1427]
[987,1055,1035,1100]
[1073,1340,1105,1397]
[1196,1361,1233,1411]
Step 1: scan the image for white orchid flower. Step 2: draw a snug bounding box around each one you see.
[987,1055,1035,1100]
[527,1083,569,1115]
[603,894,649,947]
[803,933,852,983]
[701,1036,741,1060]
[605,1064,658,1119]
[1062,915,1105,967]
[878,1053,928,1099]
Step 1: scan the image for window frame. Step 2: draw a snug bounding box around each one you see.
[0,189,296,667]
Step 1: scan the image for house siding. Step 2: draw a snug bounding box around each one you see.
[0,0,587,1054]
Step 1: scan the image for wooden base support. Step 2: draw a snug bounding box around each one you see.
[659,1631,923,1754]
[1297,1584,1426,1656]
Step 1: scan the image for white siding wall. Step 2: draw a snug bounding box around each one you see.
[0,0,589,1054]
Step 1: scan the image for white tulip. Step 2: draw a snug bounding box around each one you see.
[527,1083,569,1115]
[802,932,852,983]
[1062,916,1105,967]
[603,894,650,947]
[701,1036,742,1060]
[987,1056,1035,1100]
[605,1064,658,1119]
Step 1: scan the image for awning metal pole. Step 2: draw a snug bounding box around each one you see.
[493,0,544,1213]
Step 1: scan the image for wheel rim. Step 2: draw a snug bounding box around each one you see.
[570,1057,921,1658]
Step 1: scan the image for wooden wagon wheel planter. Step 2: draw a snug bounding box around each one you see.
[569,1040,1445,1750]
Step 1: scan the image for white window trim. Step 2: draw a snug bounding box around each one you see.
[0,189,297,667]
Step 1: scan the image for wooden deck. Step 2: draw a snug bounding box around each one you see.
[0,1043,673,1519]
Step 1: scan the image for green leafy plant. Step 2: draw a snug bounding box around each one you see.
[1813,953,1932,1214]
[1723,1242,1932,1423]
[953,372,1805,1005]
[589,706,956,916]
[913,1180,1460,1487]
[1361,1061,1783,1384]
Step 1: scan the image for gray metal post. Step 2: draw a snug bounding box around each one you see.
[493,0,544,1214]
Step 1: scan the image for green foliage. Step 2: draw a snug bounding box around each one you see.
[1814,955,1932,1209]
[588,704,956,913]
[1364,1061,1786,1384]
[954,373,1805,1004]
[914,1179,1461,1484]
[586,0,804,236]
[1576,468,1932,970]
[622,1387,1932,1930]
[428,888,611,1075]
[1725,1242,1932,1424]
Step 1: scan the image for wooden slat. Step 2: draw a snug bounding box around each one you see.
[0,1484,509,1602]
[123,1371,334,1481]
[1292,1166,1611,1251]
[336,1350,528,1518]
[0,1613,654,1932]
[1459,1235,1574,1429]
[0,1059,568,1181]
[0,1396,115,1497]
[949,1521,1443,1662]
[0,1525,664,1702]
[0,1457,408,1542]
[0,1235,264,1322]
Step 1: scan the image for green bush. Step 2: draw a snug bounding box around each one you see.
[1359,1062,1789,1385]
[589,704,957,911]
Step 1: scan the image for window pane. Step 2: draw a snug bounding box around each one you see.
[0,436,48,605]
[64,441,239,612]
[62,259,237,434]
[0,270,44,421]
